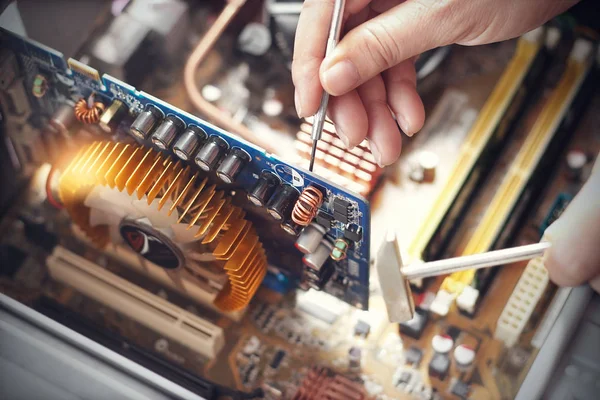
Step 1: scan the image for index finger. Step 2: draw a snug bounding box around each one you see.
[292,0,370,118]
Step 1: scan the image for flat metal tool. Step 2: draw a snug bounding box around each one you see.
[376,231,551,322]
[309,0,346,172]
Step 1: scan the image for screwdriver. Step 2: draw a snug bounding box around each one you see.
[309,0,346,172]
[376,231,551,322]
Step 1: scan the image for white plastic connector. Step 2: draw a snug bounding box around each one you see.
[522,27,545,44]
[456,285,479,314]
[494,256,549,347]
[47,246,225,359]
[545,27,561,50]
[571,39,593,63]
[430,290,454,317]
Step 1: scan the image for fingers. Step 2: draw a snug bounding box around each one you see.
[292,0,336,118]
[384,58,425,136]
[292,0,371,118]
[544,164,600,287]
[320,0,451,96]
[356,75,402,166]
[327,90,369,148]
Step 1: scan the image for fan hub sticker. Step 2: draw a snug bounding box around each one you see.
[120,220,183,270]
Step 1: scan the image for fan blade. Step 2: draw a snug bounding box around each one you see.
[84,186,141,219]
[132,198,178,229]
[171,223,199,244]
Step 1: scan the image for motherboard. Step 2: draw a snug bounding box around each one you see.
[1,1,599,400]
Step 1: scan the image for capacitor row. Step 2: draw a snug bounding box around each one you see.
[129,104,250,184]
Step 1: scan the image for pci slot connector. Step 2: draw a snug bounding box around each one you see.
[430,39,596,317]
[407,28,551,268]
[47,246,226,359]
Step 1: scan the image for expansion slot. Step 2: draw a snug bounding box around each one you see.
[47,246,226,359]
[407,28,548,264]
[434,39,595,316]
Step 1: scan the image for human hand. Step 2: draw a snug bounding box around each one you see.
[292,0,578,166]
[545,158,600,293]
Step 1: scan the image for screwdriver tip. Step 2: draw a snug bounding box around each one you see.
[309,141,317,172]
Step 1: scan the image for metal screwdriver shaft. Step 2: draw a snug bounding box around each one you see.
[309,0,346,171]
[376,231,551,323]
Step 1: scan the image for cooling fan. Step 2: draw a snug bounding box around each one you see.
[58,141,267,311]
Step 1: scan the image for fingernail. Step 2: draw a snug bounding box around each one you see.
[322,60,360,95]
[336,126,351,149]
[369,141,384,167]
[295,90,304,118]
[396,113,411,136]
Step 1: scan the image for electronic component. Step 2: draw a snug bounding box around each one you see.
[295,119,382,196]
[495,250,550,347]
[333,197,351,221]
[151,115,185,150]
[302,240,333,272]
[565,149,588,180]
[344,223,362,242]
[31,74,47,98]
[354,320,370,337]
[47,247,225,359]
[292,186,324,226]
[292,366,369,400]
[348,346,362,371]
[431,334,454,354]
[429,353,450,380]
[49,104,76,135]
[399,308,429,339]
[247,171,279,207]
[539,193,572,234]
[446,326,461,341]
[405,346,424,367]
[456,285,479,315]
[270,349,286,369]
[173,125,207,161]
[216,148,250,184]
[130,104,163,140]
[242,336,260,356]
[74,97,106,124]
[453,344,475,369]
[396,371,412,386]
[194,136,229,172]
[450,380,470,399]
[99,100,128,133]
[281,220,301,236]
[418,151,439,183]
[315,211,334,229]
[331,238,348,261]
[266,184,299,221]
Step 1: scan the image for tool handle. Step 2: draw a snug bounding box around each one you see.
[401,242,551,280]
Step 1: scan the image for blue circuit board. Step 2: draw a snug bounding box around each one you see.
[1,27,371,309]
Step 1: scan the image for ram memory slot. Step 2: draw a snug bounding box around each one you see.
[407,29,548,265]
[441,39,596,302]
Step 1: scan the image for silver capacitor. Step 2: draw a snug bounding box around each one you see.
[216,148,251,184]
[130,104,163,140]
[50,103,76,135]
[173,125,207,161]
[151,115,185,150]
[295,222,328,254]
[302,239,333,272]
[194,136,229,172]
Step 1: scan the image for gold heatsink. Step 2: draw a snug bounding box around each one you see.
[59,141,267,311]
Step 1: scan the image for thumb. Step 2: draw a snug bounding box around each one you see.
[544,157,600,287]
[319,0,459,96]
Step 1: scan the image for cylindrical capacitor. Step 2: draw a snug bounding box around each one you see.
[50,103,76,135]
[151,115,185,150]
[295,222,328,254]
[302,239,333,271]
[266,184,299,221]
[173,125,207,161]
[130,104,163,140]
[431,334,454,354]
[281,220,301,236]
[99,99,128,133]
[248,171,279,207]
[565,149,588,181]
[194,136,229,172]
[453,344,475,369]
[216,148,251,183]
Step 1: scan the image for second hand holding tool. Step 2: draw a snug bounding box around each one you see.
[309,0,346,172]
